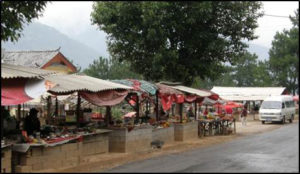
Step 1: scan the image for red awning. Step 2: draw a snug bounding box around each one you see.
[1,78,48,106]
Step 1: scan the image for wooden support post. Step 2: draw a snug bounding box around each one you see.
[22,103,25,118]
[17,104,21,121]
[106,106,111,126]
[47,96,51,124]
[1,107,4,140]
[76,93,81,128]
[55,96,58,116]
[180,103,183,123]
[234,118,236,134]
[136,94,140,123]
[194,101,197,120]
[155,92,159,122]
[252,101,256,120]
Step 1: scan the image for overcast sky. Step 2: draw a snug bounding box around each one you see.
[35,1,299,50]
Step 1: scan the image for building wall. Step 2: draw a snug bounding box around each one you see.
[42,53,77,74]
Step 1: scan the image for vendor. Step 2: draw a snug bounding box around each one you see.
[24,108,41,136]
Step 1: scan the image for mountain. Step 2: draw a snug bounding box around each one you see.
[1,22,270,69]
[74,26,110,58]
[247,43,270,61]
[1,22,104,69]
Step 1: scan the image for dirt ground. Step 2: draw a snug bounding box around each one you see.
[41,114,299,173]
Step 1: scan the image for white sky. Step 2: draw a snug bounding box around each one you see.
[36,1,299,49]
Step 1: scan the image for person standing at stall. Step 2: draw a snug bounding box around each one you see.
[24,108,41,136]
[241,105,248,126]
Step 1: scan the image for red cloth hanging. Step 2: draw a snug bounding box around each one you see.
[184,95,197,103]
[160,94,173,111]
[79,90,128,106]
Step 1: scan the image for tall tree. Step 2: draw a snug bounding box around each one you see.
[269,9,299,95]
[232,52,259,87]
[1,1,48,42]
[253,60,273,87]
[91,2,263,85]
[83,57,143,80]
[194,53,273,89]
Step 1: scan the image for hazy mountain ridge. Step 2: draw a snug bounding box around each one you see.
[2,22,270,70]
[2,22,104,69]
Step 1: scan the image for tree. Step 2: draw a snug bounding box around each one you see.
[193,52,273,89]
[192,66,236,89]
[91,1,263,85]
[232,52,259,87]
[269,9,299,95]
[83,56,143,80]
[253,60,273,87]
[1,1,48,42]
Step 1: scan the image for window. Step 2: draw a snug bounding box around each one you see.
[285,101,290,108]
[261,101,281,109]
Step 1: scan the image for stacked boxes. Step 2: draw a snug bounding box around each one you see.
[109,127,152,153]
[152,125,175,145]
[174,121,198,141]
[1,147,12,173]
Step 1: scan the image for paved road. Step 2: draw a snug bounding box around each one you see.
[105,122,299,173]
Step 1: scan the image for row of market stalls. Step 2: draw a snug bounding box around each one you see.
[1,63,240,173]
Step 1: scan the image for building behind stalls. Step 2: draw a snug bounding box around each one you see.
[1,47,77,74]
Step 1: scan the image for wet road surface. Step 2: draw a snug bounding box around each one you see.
[104,122,299,173]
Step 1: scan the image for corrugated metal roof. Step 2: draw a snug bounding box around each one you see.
[46,74,133,94]
[171,85,212,97]
[2,48,60,68]
[211,86,287,101]
[1,63,57,79]
[111,79,157,95]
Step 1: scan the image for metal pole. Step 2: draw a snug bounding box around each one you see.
[76,93,81,128]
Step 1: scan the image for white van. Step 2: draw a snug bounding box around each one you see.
[259,95,296,124]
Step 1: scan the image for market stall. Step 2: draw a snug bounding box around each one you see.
[110,80,176,150]
[12,129,111,172]
[1,63,57,173]
[2,72,132,172]
[198,99,239,137]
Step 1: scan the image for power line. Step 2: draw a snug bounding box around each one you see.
[264,14,290,18]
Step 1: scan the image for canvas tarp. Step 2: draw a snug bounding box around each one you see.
[79,90,129,107]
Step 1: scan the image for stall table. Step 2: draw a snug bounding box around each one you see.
[12,129,111,173]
